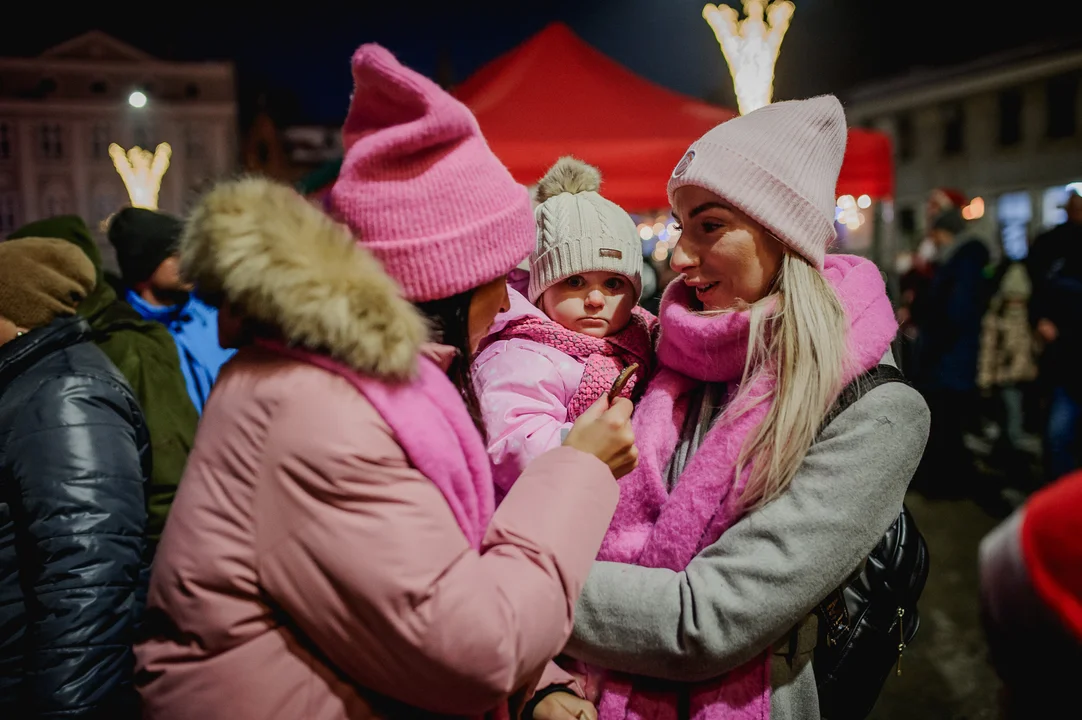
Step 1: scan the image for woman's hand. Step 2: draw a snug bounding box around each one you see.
[563,395,638,479]
[532,690,598,720]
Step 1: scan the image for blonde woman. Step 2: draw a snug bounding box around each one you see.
[530,97,930,720]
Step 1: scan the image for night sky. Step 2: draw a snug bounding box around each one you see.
[3,1,1080,126]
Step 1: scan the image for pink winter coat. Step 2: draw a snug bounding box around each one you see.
[135,177,619,720]
[474,289,587,495]
[474,288,655,498]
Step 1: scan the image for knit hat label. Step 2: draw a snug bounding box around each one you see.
[673,150,695,178]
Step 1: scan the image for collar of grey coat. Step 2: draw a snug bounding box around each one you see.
[0,315,92,390]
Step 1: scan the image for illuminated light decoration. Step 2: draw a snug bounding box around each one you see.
[109,142,172,210]
[128,91,148,108]
[703,0,795,116]
[652,242,671,263]
[639,225,654,240]
[962,196,985,221]
[836,194,863,230]
[857,194,872,209]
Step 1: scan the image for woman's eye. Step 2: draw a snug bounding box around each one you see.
[672,224,683,232]
[702,221,723,233]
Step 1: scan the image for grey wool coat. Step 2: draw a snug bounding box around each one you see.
[565,352,931,719]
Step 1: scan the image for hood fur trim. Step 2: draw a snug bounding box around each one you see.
[181,177,427,380]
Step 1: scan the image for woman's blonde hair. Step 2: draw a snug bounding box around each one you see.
[729,252,849,509]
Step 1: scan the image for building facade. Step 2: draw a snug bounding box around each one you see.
[0,31,237,267]
[847,44,1082,262]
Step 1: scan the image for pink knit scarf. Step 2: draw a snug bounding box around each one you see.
[257,338,494,548]
[594,255,899,720]
[496,307,658,419]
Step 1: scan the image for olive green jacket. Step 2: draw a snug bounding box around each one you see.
[9,216,198,543]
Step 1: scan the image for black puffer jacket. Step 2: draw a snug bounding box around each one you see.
[0,316,150,719]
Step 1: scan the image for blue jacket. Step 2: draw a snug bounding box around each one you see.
[0,316,150,718]
[126,291,235,414]
[912,237,992,392]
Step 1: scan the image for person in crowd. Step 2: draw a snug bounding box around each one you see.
[8,216,197,545]
[135,44,635,720]
[895,236,937,378]
[979,469,1082,717]
[108,207,235,414]
[0,237,150,719]
[526,96,930,720]
[474,156,657,499]
[1027,192,1082,480]
[977,262,1040,476]
[910,203,991,495]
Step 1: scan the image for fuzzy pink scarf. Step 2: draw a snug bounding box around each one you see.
[496,307,658,419]
[594,255,899,720]
[257,339,494,548]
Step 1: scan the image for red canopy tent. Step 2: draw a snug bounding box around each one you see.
[455,23,893,211]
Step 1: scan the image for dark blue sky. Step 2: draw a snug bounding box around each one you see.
[3,1,1079,125]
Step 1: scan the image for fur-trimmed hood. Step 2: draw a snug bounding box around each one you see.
[180,177,427,380]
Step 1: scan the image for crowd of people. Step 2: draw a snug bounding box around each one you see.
[0,41,1078,720]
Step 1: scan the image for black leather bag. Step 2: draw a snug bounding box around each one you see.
[811,365,931,720]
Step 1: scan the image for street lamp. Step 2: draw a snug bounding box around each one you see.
[128,90,147,108]
[703,1,795,115]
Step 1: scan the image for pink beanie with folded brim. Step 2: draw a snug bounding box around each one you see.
[667,95,848,270]
[329,44,534,302]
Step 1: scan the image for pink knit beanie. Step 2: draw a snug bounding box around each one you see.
[329,44,535,302]
[667,95,848,269]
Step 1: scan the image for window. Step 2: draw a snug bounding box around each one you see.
[0,122,11,160]
[0,193,18,234]
[133,124,151,150]
[999,88,1023,146]
[91,124,110,159]
[896,113,915,161]
[942,103,965,156]
[185,124,206,160]
[91,183,122,225]
[899,206,916,237]
[1046,73,1077,139]
[41,181,73,217]
[997,191,1033,261]
[39,123,63,159]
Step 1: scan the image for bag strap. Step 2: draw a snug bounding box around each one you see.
[817,364,910,438]
[813,364,911,648]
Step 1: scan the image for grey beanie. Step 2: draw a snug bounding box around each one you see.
[528,157,643,304]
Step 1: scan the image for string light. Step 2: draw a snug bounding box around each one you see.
[961,196,985,220]
[703,0,795,115]
[836,194,864,230]
[109,142,172,210]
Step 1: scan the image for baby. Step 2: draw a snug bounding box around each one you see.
[473,156,657,499]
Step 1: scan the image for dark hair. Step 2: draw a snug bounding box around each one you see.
[415,288,486,440]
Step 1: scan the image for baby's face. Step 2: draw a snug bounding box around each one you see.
[541,271,636,338]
